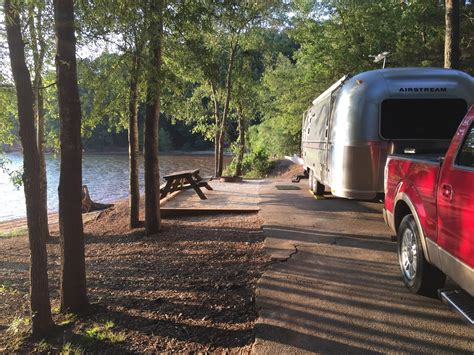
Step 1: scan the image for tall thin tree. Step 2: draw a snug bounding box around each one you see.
[444,0,460,69]
[128,39,141,229]
[144,0,163,235]
[53,0,88,312]
[28,3,50,242]
[4,0,54,335]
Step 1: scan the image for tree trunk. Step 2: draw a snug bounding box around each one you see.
[4,0,54,335]
[235,105,245,177]
[128,50,141,229]
[35,77,50,243]
[444,0,460,69]
[54,0,88,313]
[144,0,163,236]
[216,42,238,177]
[209,81,220,177]
[29,5,50,243]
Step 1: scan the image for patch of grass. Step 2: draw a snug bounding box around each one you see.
[0,281,18,295]
[8,317,30,334]
[37,339,52,352]
[60,342,84,355]
[0,227,27,238]
[84,320,126,343]
[57,312,77,326]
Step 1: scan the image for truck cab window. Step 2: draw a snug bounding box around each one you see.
[456,124,474,168]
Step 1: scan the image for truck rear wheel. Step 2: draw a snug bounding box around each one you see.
[397,215,445,296]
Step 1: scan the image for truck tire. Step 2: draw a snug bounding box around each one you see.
[397,215,446,296]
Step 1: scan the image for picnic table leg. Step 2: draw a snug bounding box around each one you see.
[193,171,202,181]
[160,180,173,199]
[171,178,181,191]
[185,176,207,200]
[203,183,213,191]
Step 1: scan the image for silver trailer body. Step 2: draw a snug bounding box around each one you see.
[302,68,474,199]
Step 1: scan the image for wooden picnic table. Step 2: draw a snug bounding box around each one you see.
[160,169,213,200]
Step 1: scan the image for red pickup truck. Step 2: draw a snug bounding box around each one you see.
[384,106,473,325]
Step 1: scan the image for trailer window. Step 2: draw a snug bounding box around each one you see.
[380,99,468,140]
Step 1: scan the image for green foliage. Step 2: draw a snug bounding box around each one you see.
[60,342,83,355]
[0,227,27,239]
[57,313,77,326]
[242,147,272,178]
[8,317,30,334]
[37,339,53,352]
[226,145,272,178]
[258,54,307,156]
[0,88,18,148]
[79,54,130,137]
[159,128,173,151]
[0,157,23,188]
[85,320,126,343]
[0,280,19,294]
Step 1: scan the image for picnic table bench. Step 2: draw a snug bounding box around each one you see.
[160,169,213,200]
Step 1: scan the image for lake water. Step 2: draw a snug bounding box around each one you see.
[0,152,230,221]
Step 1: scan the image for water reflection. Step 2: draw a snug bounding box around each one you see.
[0,152,230,221]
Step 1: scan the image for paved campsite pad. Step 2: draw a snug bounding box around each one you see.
[163,180,261,211]
[254,179,473,353]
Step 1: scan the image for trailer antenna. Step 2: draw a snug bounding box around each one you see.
[369,51,391,68]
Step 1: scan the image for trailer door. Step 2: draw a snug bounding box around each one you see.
[324,87,342,184]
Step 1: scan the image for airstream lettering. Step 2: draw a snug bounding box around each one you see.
[302,68,474,200]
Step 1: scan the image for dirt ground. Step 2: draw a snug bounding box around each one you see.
[268,159,304,180]
[0,199,269,353]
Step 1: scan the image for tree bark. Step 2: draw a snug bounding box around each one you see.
[216,41,238,177]
[209,81,220,177]
[235,105,245,177]
[128,49,141,229]
[29,5,50,243]
[144,0,163,236]
[4,0,54,335]
[444,0,460,69]
[36,77,50,242]
[54,0,88,313]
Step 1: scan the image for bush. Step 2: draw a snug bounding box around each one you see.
[223,146,272,178]
[242,147,272,177]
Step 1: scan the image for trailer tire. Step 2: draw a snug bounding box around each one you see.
[397,215,445,296]
[308,169,315,192]
[315,180,325,196]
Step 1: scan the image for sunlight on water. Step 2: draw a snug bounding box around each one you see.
[0,152,229,221]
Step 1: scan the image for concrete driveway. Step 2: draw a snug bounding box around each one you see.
[253,179,473,353]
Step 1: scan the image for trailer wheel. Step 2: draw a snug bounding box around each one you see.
[315,180,325,196]
[308,169,315,192]
[397,215,445,296]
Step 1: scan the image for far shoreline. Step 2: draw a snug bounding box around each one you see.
[2,149,233,156]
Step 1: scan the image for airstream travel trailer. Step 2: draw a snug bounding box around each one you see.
[301,68,474,200]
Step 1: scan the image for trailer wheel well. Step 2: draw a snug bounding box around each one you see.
[394,201,412,233]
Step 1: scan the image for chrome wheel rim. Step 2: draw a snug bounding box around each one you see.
[401,228,417,280]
